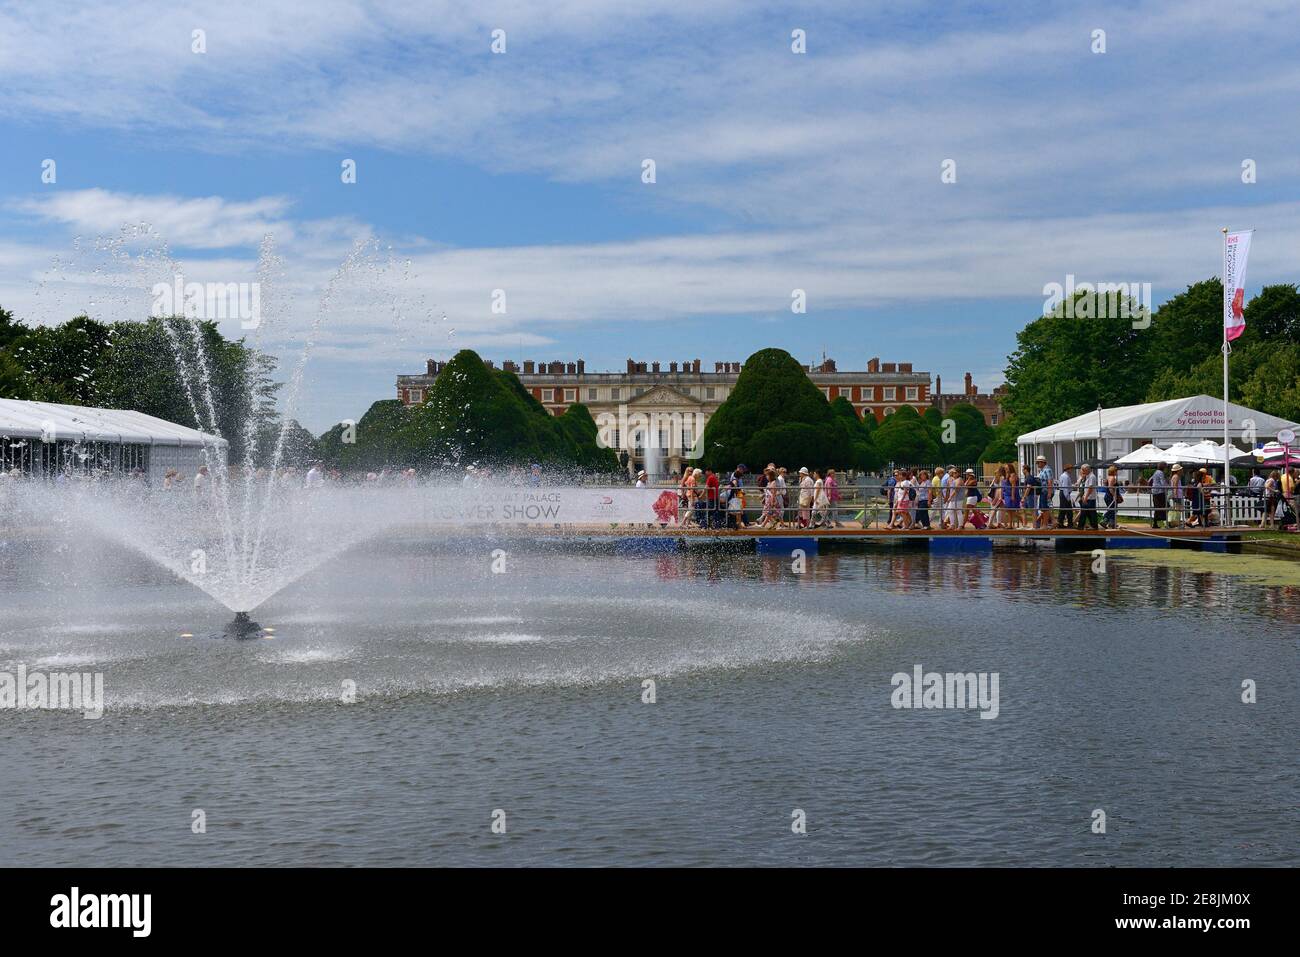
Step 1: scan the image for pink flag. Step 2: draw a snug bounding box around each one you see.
[1224,229,1253,342]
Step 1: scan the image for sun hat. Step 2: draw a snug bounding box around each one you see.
[965,468,976,474]
[1035,455,1046,462]
[799,466,809,474]
[1171,464,1183,472]
[637,469,647,478]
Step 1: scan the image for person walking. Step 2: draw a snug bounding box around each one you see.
[1077,463,1100,529]
[987,466,1003,528]
[1035,455,1054,529]
[824,468,840,527]
[678,466,693,525]
[705,468,721,527]
[915,469,931,529]
[758,468,780,527]
[1021,464,1040,528]
[935,467,948,529]
[1149,463,1168,528]
[1103,465,1122,529]
[1057,463,1075,528]
[776,467,790,527]
[1283,467,1296,518]
[1198,468,1215,527]
[812,470,831,527]
[1169,464,1185,527]
[961,468,979,528]
[1006,464,1022,529]
[727,482,747,528]
[1262,470,1280,528]
[1187,468,1205,527]
[797,466,814,528]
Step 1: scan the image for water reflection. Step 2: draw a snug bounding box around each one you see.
[648,544,1300,628]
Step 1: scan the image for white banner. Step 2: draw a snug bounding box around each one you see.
[1224,229,1253,342]
[419,486,682,525]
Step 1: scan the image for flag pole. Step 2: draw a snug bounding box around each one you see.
[1222,226,1231,524]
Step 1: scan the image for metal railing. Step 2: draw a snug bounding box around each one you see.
[663,482,1293,530]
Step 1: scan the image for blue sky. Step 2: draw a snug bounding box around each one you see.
[1,0,1298,431]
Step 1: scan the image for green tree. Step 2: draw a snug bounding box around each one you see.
[829,394,882,470]
[701,348,852,470]
[1238,342,1300,423]
[939,403,993,464]
[1241,283,1300,341]
[319,399,412,470]
[399,349,612,471]
[980,418,1020,464]
[872,405,939,465]
[10,315,112,404]
[1146,279,1224,378]
[555,403,619,472]
[1002,289,1151,433]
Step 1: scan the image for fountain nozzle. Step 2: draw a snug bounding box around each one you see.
[223,611,264,640]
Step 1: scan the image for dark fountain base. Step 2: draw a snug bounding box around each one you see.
[221,612,264,640]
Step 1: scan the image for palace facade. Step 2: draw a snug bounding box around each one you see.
[396,356,931,477]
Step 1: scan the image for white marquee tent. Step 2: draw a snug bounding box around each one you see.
[0,398,227,482]
[1017,394,1300,474]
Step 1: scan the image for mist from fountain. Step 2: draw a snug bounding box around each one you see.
[17,229,454,615]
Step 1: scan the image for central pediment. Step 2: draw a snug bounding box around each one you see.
[625,384,704,407]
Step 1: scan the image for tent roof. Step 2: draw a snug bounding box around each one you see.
[0,398,227,448]
[1017,395,1299,445]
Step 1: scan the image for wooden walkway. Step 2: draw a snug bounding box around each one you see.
[516,523,1240,540]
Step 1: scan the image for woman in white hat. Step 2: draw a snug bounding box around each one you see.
[797,466,814,528]
[635,469,647,488]
[1169,463,1184,527]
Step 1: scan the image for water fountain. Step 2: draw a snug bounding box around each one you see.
[15,230,447,631]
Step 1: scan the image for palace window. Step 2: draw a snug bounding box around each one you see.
[611,387,621,400]
[905,387,918,401]
[883,387,896,401]
[564,388,576,402]
[588,388,598,401]
[542,388,554,402]
[705,387,716,399]
[859,386,874,401]
[884,406,896,416]
[408,388,423,403]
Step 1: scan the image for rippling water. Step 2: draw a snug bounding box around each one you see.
[0,535,1296,866]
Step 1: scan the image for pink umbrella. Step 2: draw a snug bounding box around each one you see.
[1251,442,1300,467]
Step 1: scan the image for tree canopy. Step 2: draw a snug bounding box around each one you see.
[0,309,281,463]
[700,348,878,471]
[987,280,1300,459]
[319,349,618,473]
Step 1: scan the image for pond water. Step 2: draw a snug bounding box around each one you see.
[1,536,1295,866]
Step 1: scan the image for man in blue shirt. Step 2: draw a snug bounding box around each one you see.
[1150,465,1168,528]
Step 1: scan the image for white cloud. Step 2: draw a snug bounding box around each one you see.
[15,189,296,249]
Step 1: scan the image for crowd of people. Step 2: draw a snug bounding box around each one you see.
[673,463,843,530]
[656,456,1299,532]
[879,457,1298,530]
